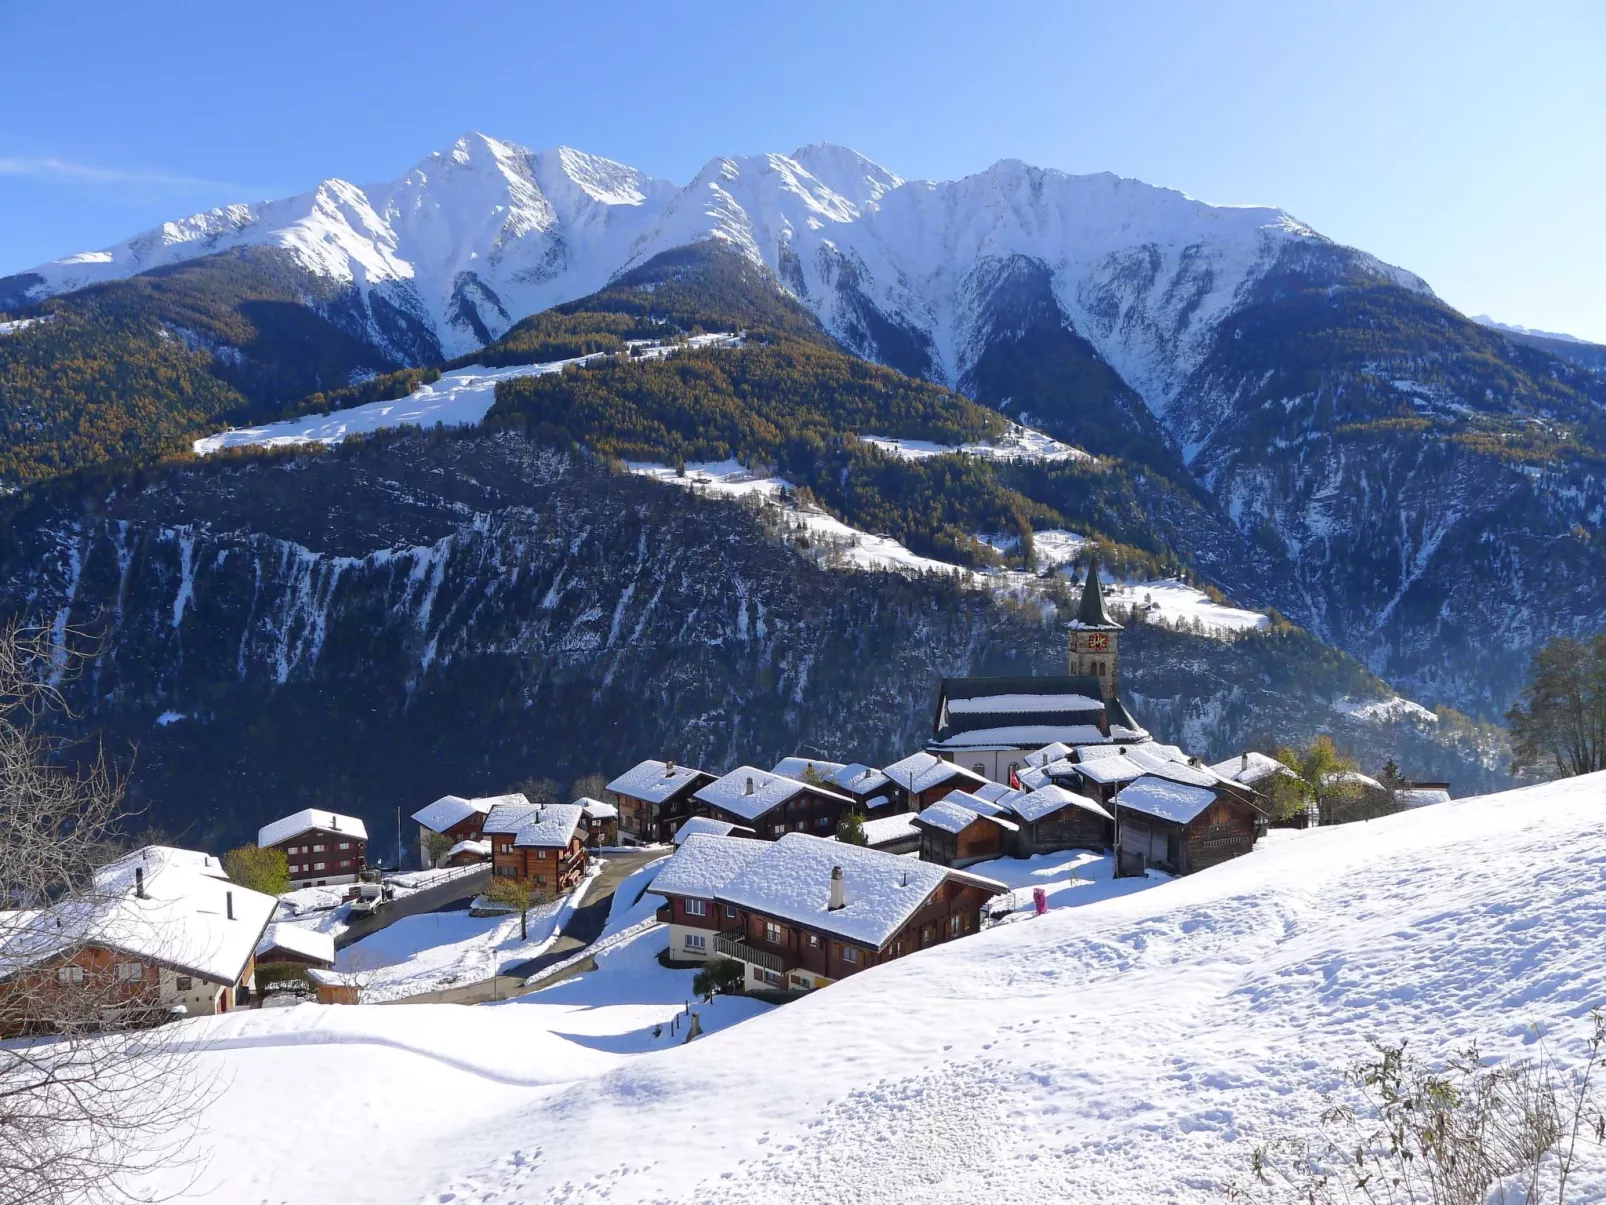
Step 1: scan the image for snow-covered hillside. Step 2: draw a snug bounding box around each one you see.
[8,132,1426,390]
[124,772,1605,1204]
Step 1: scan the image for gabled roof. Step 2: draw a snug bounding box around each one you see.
[1067,556,1121,631]
[912,799,1020,835]
[883,751,989,795]
[513,803,585,848]
[607,760,712,804]
[944,789,1015,817]
[1398,787,1451,808]
[0,846,276,986]
[967,781,1022,805]
[1322,770,1386,792]
[1208,751,1298,788]
[860,813,920,848]
[1115,776,1218,825]
[694,766,852,822]
[1023,741,1074,767]
[576,797,618,821]
[1009,784,1112,823]
[715,833,1006,951]
[482,797,538,835]
[833,763,892,796]
[1123,745,1223,789]
[1068,754,1147,785]
[933,676,1108,744]
[446,839,490,860]
[258,809,369,849]
[673,815,750,845]
[651,833,767,898]
[255,921,335,967]
[411,793,500,834]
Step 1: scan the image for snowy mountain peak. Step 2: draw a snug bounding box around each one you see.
[7,132,1443,376]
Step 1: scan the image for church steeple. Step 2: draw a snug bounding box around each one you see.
[1068,555,1122,700]
[1074,556,1121,631]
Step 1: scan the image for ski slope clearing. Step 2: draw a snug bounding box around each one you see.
[116,772,1605,1204]
[192,333,738,455]
[859,423,1091,464]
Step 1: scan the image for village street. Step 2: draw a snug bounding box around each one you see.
[382,849,664,1005]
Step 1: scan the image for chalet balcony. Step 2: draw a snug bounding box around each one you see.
[655,902,671,924]
[714,932,793,975]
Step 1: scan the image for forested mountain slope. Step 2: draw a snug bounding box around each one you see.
[0,430,1499,852]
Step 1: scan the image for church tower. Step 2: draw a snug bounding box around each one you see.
[1067,555,1122,700]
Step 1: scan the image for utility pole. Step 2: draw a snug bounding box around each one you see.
[395,806,402,870]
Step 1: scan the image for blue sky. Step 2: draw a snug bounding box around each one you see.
[2,0,1602,340]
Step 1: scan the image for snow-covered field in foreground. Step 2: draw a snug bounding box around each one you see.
[136,773,1603,1203]
[191,333,738,455]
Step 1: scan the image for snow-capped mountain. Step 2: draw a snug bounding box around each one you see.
[8,132,1424,395]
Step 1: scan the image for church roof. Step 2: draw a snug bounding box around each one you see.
[931,676,1108,744]
[1067,556,1122,631]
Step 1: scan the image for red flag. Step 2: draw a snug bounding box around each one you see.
[1009,768,1020,790]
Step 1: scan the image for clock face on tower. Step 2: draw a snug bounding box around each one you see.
[1085,633,1109,652]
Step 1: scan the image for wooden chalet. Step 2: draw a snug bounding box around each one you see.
[578,797,620,847]
[411,793,503,867]
[911,797,1018,867]
[1112,775,1268,876]
[881,751,991,811]
[606,760,717,843]
[774,757,898,817]
[483,800,590,897]
[0,847,276,1036]
[258,808,369,889]
[650,834,767,962]
[692,766,858,842]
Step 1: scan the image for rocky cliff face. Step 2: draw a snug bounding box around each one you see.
[1,432,1506,853]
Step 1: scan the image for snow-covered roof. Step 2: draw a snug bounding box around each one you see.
[607,759,710,804]
[446,839,490,859]
[1322,770,1386,792]
[482,798,558,835]
[1009,784,1112,823]
[694,766,851,822]
[514,803,585,848]
[259,809,369,849]
[411,794,498,834]
[1070,754,1148,785]
[715,833,1006,950]
[0,847,277,986]
[913,799,1019,835]
[860,813,919,848]
[1115,776,1218,825]
[771,757,848,781]
[947,694,1102,716]
[1123,745,1221,788]
[673,816,746,845]
[1208,751,1298,787]
[577,797,618,821]
[1023,741,1074,767]
[651,834,767,898]
[968,781,1021,804]
[1015,764,1050,792]
[944,789,1012,817]
[256,921,336,966]
[1398,787,1451,808]
[833,763,892,795]
[929,724,1109,751]
[882,752,987,795]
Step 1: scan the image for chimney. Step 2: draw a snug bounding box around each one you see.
[134,867,146,898]
[1241,751,1249,772]
[745,776,755,796]
[666,759,676,773]
[226,891,234,921]
[331,815,340,831]
[828,865,845,911]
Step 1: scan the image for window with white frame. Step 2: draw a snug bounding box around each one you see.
[685,899,707,917]
[685,933,706,950]
[764,921,783,944]
[115,962,144,981]
[313,862,326,871]
[338,842,350,850]
[56,965,84,985]
[840,945,860,965]
[312,844,325,853]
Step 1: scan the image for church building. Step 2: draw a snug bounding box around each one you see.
[926,558,1149,785]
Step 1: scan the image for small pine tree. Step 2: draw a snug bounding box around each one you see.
[836,810,868,846]
[692,957,745,1001]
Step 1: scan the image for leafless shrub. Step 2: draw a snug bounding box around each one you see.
[0,622,212,1205]
[1235,1013,1606,1205]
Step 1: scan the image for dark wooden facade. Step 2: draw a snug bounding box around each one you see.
[1117,795,1262,876]
[491,830,589,896]
[916,816,1009,868]
[703,784,857,843]
[267,825,367,887]
[613,776,712,843]
[1015,804,1111,857]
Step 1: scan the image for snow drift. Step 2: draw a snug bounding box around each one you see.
[126,771,1604,1203]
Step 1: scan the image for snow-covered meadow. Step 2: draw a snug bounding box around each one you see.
[121,772,1605,1204]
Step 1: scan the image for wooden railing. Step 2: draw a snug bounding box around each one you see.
[714,932,787,974]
